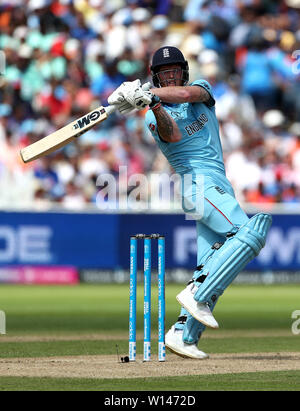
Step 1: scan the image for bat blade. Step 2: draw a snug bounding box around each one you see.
[20,106,108,163]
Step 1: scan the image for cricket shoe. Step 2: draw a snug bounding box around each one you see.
[165,326,209,359]
[176,284,219,329]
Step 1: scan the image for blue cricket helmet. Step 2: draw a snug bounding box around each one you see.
[150,46,189,87]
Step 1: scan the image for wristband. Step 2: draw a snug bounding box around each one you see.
[151,102,161,111]
[149,94,161,110]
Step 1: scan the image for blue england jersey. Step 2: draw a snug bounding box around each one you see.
[145,79,225,176]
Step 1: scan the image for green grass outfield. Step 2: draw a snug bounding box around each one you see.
[0,283,299,391]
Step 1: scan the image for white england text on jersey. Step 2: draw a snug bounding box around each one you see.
[184,114,208,136]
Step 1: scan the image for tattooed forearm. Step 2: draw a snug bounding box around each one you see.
[153,106,181,143]
[155,108,173,137]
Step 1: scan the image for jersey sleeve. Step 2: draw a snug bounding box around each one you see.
[191,79,215,107]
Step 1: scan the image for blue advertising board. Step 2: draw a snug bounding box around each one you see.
[0,211,118,268]
[0,211,299,271]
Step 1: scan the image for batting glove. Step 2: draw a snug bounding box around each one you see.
[124,88,152,110]
[123,84,161,111]
[116,101,135,115]
[108,81,152,114]
[107,79,142,106]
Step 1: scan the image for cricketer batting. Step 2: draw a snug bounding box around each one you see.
[108,46,272,359]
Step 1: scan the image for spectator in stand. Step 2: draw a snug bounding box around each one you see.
[91,59,126,104]
[0,0,300,209]
[237,30,279,113]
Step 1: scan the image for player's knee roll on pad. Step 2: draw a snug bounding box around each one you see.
[194,213,272,306]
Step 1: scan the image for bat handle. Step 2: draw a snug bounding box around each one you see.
[105,82,152,117]
[105,105,118,116]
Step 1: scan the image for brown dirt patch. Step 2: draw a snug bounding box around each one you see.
[0,352,299,379]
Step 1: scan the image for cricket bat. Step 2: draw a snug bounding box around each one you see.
[20,83,151,163]
[20,105,116,163]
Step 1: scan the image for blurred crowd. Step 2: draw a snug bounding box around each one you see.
[1,0,300,210]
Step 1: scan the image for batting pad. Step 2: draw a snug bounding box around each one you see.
[194,213,272,306]
[183,314,204,344]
